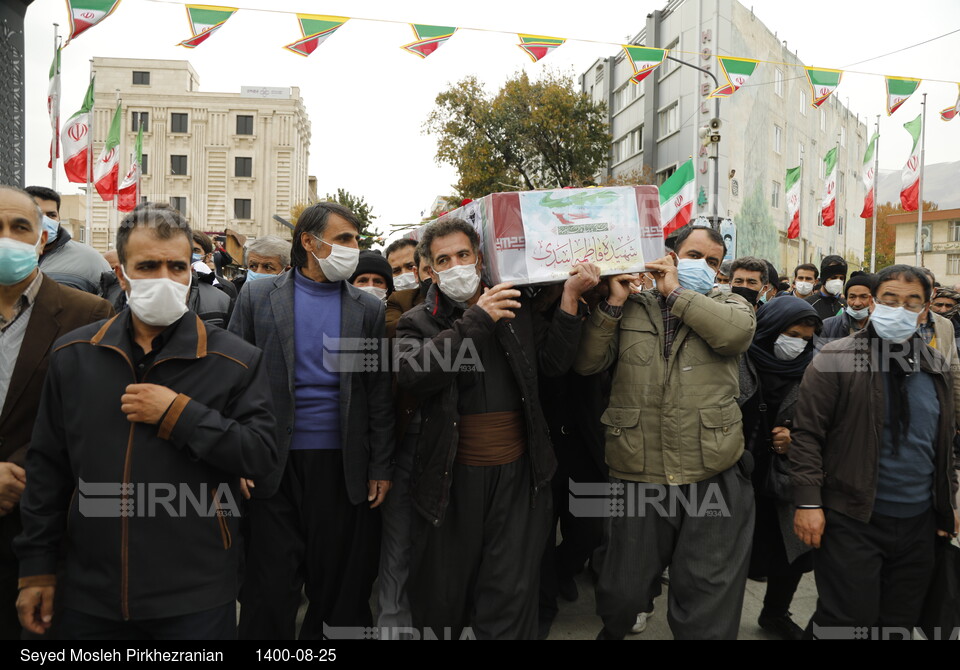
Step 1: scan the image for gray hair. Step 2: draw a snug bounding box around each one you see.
[0,185,43,229]
[244,235,291,267]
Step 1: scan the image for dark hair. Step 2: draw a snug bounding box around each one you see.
[25,185,61,211]
[117,202,193,266]
[384,238,417,263]
[417,217,480,266]
[671,225,727,258]
[764,261,780,287]
[731,256,769,285]
[290,201,361,268]
[413,247,421,267]
[0,185,43,227]
[191,231,213,255]
[794,263,818,280]
[874,264,932,302]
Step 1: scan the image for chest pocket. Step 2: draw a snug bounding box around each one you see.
[619,317,659,366]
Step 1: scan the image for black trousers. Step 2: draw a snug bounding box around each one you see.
[0,515,20,640]
[238,450,380,640]
[58,602,235,640]
[408,455,551,640]
[810,508,936,639]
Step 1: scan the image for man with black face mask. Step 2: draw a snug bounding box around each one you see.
[730,256,769,310]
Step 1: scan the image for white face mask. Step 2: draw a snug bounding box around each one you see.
[435,262,480,303]
[794,281,814,296]
[846,305,870,321]
[359,285,387,302]
[773,334,808,361]
[717,283,732,294]
[393,271,419,292]
[121,266,190,327]
[311,236,359,282]
[825,279,844,296]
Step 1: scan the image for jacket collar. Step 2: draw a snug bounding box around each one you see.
[90,309,207,362]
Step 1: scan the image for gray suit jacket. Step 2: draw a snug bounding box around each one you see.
[228,269,394,503]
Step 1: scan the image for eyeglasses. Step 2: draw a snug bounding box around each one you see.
[876,299,926,313]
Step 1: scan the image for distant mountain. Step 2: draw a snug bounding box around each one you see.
[876,161,960,210]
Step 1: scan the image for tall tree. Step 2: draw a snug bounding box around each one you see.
[291,188,383,250]
[863,200,938,271]
[425,71,610,198]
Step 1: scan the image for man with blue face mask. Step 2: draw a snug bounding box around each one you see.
[575,224,758,640]
[25,186,111,296]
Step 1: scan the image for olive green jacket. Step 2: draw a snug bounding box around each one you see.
[573,289,756,485]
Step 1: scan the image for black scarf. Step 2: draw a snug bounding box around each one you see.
[868,323,921,455]
[748,296,822,403]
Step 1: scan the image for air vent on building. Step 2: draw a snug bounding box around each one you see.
[731,180,740,197]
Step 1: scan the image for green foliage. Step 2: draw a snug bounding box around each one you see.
[425,71,610,198]
[735,182,779,261]
[291,189,384,250]
[864,200,938,271]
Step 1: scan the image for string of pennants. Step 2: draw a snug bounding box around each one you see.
[65,0,960,122]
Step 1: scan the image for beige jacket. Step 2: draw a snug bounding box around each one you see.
[930,311,960,427]
[574,289,756,485]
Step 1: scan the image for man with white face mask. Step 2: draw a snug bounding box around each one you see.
[349,250,394,303]
[229,201,394,639]
[396,217,599,639]
[805,255,848,321]
[15,202,277,639]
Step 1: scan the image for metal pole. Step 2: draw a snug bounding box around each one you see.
[798,154,805,267]
[870,116,879,272]
[915,94,927,267]
[833,138,840,257]
[50,23,59,191]
[85,61,93,247]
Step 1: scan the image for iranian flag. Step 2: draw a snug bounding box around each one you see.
[62,78,95,184]
[178,5,238,49]
[284,14,348,57]
[805,67,843,108]
[622,46,667,85]
[859,132,879,219]
[659,159,695,236]
[709,57,759,99]
[48,45,61,169]
[885,77,921,116]
[900,114,922,211]
[517,34,566,63]
[786,165,801,239]
[93,103,122,201]
[941,85,960,122]
[65,0,122,45]
[401,24,457,58]
[117,124,143,213]
[820,147,838,227]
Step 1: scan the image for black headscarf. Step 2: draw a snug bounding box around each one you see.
[749,296,822,401]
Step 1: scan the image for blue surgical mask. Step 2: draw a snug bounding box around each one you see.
[0,233,43,286]
[869,304,920,343]
[42,215,59,244]
[246,269,271,282]
[677,258,717,295]
[192,253,203,264]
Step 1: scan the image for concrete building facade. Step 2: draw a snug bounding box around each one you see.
[890,207,960,285]
[79,57,310,250]
[579,0,869,274]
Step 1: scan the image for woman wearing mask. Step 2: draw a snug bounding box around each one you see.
[738,296,822,640]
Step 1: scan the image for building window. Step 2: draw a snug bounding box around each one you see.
[774,125,783,154]
[657,165,677,185]
[235,156,252,178]
[838,171,845,193]
[659,39,679,77]
[613,86,626,113]
[236,115,254,135]
[631,127,643,154]
[170,196,186,214]
[774,69,783,97]
[131,111,149,132]
[132,71,150,86]
[820,108,826,131]
[838,214,844,235]
[658,103,679,138]
[140,196,148,205]
[800,90,807,115]
[771,181,781,209]
[949,221,960,242]
[170,113,188,133]
[170,155,188,176]
[949,254,960,275]
[234,198,252,220]
[140,154,148,175]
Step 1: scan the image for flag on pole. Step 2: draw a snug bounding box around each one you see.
[805,67,843,108]
[118,123,143,212]
[62,78,95,184]
[820,148,838,227]
[401,24,457,58]
[941,84,960,122]
[48,44,62,169]
[885,77,921,116]
[65,0,122,45]
[178,5,237,48]
[659,159,696,236]
[786,165,802,239]
[859,132,879,219]
[708,57,759,99]
[284,14,348,56]
[622,46,667,85]
[93,103,122,201]
[900,115,922,211]
[516,34,566,62]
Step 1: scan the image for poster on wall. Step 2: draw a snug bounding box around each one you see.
[720,218,736,261]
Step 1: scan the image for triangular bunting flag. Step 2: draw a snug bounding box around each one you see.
[65,0,122,45]
[517,34,566,63]
[900,115,922,211]
[402,24,457,58]
[118,123,143,213]
[885,76,921,116]
[94,102,122,201]
[63,78,95,184]
[941,84,960,122]
[786,166,801,239]
[820,147,838,227]
[284,14,349,57]
[709,57,759,99]
[805,67,843,108]
[659,159,696,236]
[622,46,667,85]
[859,132,879,219]
[178,5,238,49]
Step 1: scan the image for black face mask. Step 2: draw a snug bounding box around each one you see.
[419,276,432,296]
[732,286,759,305]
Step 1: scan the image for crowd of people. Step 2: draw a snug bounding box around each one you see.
[0,183,957,641]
